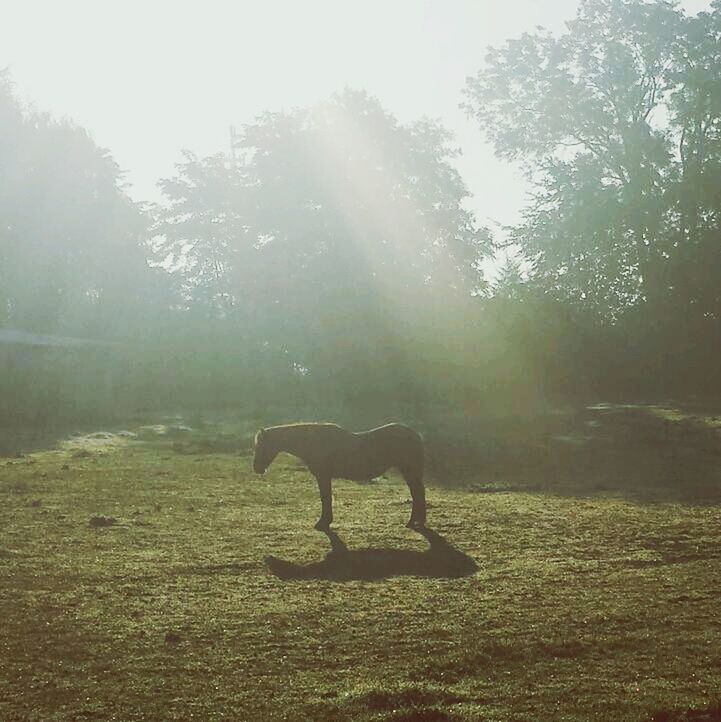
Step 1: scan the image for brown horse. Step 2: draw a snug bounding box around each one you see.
[252,422,426,530]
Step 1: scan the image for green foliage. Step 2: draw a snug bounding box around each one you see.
[8,2,721,425]
[465,0,721,325]
[0,73,163,338]
[154,90,492,405]
[460,0,721,402]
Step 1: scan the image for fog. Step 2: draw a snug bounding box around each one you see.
[9,0,708,223]
[1,0,720,435]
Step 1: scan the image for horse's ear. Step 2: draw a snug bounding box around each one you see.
[255,428,265,442]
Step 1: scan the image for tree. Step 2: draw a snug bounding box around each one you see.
[0,71,157,338]
[665,4,721,319]
[156,90,492,399]
[465,0,721,397]
[464,0,683,315]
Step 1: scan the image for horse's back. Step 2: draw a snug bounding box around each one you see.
[355,423,422,446]
[310,422,422,450]
[337,423,423,480]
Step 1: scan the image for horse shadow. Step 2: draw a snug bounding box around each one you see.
[265,527,478,582]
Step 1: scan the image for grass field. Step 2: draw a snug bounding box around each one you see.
[2,406,721,721]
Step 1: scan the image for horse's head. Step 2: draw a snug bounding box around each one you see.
[252,428,276,474]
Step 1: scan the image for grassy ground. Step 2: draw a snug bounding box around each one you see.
[2,407,721,721]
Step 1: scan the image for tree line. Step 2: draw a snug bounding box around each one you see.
[2,0,721,427]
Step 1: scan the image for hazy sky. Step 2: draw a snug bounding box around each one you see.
[1,0,714,233]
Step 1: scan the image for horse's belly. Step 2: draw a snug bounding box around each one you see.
[334,457,390,482]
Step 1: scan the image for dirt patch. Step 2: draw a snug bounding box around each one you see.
[62,431,136,453]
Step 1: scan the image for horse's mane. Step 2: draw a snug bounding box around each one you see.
[255,422,340,444]
[261,422,339,432]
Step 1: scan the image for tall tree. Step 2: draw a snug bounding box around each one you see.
[464,0,685,316]
[465,0,721,397]
[665,4,721,319]
[0,72,156,337]
[156,90,492,394]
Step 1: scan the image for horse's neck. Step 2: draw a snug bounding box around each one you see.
[270,427,313,462]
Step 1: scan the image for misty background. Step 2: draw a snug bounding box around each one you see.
[1,0,720,435]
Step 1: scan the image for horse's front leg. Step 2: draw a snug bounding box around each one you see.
[314,475,333,531]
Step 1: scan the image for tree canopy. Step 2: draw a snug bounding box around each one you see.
[0,73,159,337]
[156,90,492,401]
[465,0,721,330]
[5,2,721,427]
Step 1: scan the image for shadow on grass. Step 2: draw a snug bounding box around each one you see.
[265,527,478,582]
[425,403,721,505]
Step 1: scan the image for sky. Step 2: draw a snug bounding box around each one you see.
[1,0,714,237]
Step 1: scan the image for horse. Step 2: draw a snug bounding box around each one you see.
[252,422,426,530]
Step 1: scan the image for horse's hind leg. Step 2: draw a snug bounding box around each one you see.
[314,475,333,531]
[401,467,426,528]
